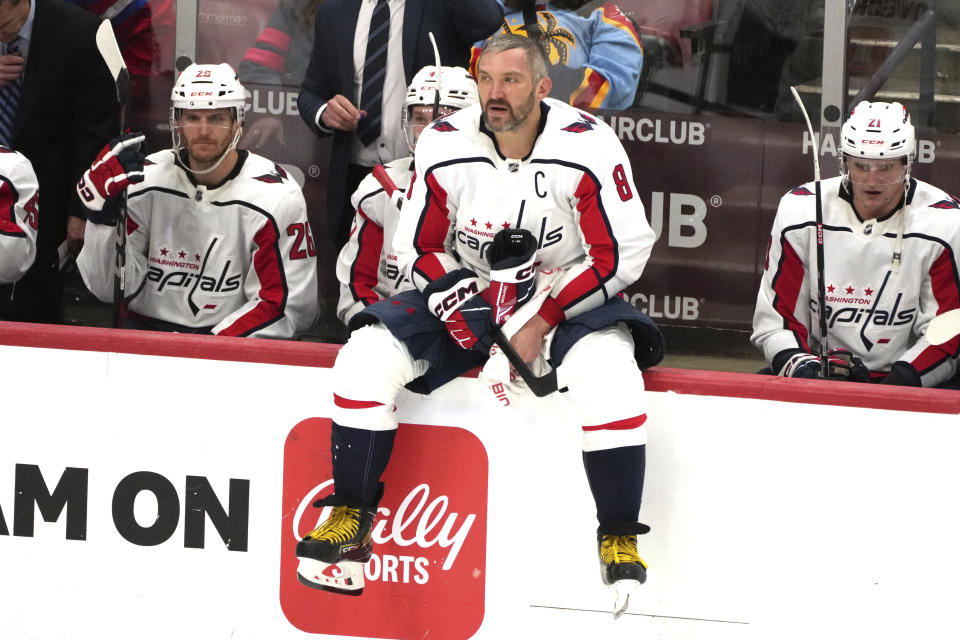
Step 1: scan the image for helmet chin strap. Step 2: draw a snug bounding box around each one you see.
[173,126,242,176]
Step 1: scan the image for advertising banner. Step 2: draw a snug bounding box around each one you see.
[2,327,959,638]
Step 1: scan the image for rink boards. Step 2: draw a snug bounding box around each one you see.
[1,322,959,640]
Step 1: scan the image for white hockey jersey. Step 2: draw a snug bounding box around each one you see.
[396,98,655,325]
[78,150,319,338]
[752,176,960,386]
[0,147,39,285]
[335,156,414,324]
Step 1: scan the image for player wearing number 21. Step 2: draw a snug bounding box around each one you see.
[295,34,664,617]
[753,101,960,387]
[75,63,318,338]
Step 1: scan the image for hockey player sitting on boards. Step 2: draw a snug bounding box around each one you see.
[335,64,479,326]
[76,63,319,338]
[295,34,664,617]
[752,101,960,387]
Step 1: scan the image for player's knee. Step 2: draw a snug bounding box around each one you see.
[331,323,421,431]
[562,324,648,451]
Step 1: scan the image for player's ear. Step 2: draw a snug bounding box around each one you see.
[536,75,552,100]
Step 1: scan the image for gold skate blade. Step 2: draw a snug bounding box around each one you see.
[296,557,366,596]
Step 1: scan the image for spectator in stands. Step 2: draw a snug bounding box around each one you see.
[0,147,39,311]
[297,0,502,248]
[238,0,321,153]
[64,0,175,78]
[472,0,643,111]
[76,64,319,338]
[239,0,320,87]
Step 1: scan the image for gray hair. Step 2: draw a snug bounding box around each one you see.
[477,33,549,85]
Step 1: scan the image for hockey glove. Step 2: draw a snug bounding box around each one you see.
[880,361,922,387]
[778,349,870,382]
[423,268,493,351]
[487,228,538,326]
[824,348,871,382]
[77,132,146,216]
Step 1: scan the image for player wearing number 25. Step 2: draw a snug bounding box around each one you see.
[75,63,318,338]
[753,101,960,387]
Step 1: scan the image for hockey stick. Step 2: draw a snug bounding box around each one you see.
[790,86,829,378]
[925,308,960,346]
[370,165,564,397]
[95,20,131,328]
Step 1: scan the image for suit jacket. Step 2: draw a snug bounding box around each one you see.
[297,0,503,239]
[14,0,119,266]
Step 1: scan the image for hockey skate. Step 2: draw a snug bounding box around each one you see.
[598,533,648,619]
[296,497,378,596]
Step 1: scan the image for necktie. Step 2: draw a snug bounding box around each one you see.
[0,36,22,148]
[356,0,390,146]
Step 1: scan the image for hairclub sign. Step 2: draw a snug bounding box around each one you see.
[279,418,489,639]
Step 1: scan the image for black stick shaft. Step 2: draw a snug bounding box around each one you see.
[111,68,130,328]
[814,179,829,376]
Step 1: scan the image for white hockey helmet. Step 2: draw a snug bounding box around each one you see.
[169,63,247,175]
[170,63,247,123]
[402,65,478,151]
[840,100,915,162]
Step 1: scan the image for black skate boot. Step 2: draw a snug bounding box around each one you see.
[598,533,648,586]
[296,491,380,595]
[597,522,650,618]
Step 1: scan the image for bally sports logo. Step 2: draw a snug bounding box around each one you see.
[279,418,488,639]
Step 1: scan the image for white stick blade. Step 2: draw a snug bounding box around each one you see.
[95,20,127,81]
[925,308,960,346]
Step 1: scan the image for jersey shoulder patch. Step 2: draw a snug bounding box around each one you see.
[253,163,289,184]
[929,196,960,210]
[790,185,814,196]
[561,112,597,133]
[431,119,458,133]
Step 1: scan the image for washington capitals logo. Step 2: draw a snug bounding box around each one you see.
[144,158,156,166]
[930,197,960,210]
[432,120,458,133]
[562,113,596,133]
[791,186,814,196]
[254,163,289,184]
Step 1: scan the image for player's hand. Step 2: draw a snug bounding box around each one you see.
[509,313,551,365]
[0,53,23,87]
[424,268,493,351]
[487,229,538,326]
[778,349,870,382]
[66,215,85,257]
[77,132,146,212]
[880,361,922,387]
[242,117,284,149]
[320,94,364,131]
[824,348,870,382]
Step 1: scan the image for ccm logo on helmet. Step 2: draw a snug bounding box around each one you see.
[861,139,885,145]
[434,281,479,316]
[190,91,215,97]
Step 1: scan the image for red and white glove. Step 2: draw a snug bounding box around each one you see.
[423,268,493,351]
[77,132,146,214]
[487,228,538,326]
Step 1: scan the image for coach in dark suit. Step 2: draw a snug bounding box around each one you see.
[0,0,118,322]
[298,0,502,247]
